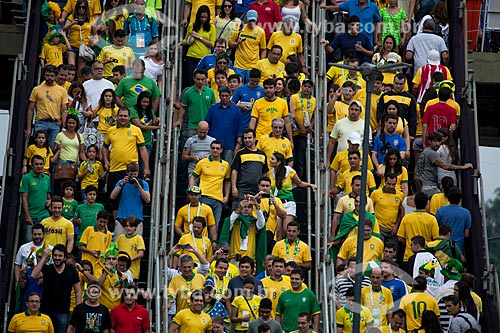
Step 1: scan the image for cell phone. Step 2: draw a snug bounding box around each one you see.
[261,193,271,198]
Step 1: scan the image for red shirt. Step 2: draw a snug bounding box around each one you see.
[249,0,282,39]
[422,102,457,145]
[110,302,150,333]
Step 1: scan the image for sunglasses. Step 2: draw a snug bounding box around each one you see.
[218,61,227,65]
[77,5,86,9]
[223,5,232,8]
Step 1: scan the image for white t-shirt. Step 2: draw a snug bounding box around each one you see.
[83,78,114,109]
[140,56,163,81]
[15,242,53,269]
[330,118,372,154]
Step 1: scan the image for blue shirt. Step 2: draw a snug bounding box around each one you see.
[231,84,265,128]
[381,277,407,305]
[115,179,150,221]
[124,13,159,57]
[435,205,471,252]
[373,132,407,164]
[196,54,234,71]
[338,0,381,45]
[235,0,255,15]
[330,32,372,64]
[205,102,242,151]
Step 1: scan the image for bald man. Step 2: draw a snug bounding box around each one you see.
[183,121,216,178]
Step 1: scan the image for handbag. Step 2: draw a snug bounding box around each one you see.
[53,164,78,180]
[81,119,99,148]
[78,26,95,61]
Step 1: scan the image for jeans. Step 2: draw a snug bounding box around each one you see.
[200,196,222,229]
[222,149,234,165]
[234,68,251,84]
[34,120,61,149]
[47,313,69,333]
[139,145,152,177]
[183,56,200,89]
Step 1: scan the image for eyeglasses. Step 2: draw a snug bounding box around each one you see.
[211,147,222,150]
[223,5,232,8]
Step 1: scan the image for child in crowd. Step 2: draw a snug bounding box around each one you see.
[117,251,134,285]
[62,180,78,225]
[39,26,71,67]
[77,210,112,266]
[23,130,57,175]
[228,74,242,95]
[40,1,61,44]
[78,144,105,201]
[93,89,119,155]
[75,185,105,244]
[116,216,145,282]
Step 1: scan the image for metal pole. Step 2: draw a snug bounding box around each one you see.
[306,133,312,285]
[351,75,374,333]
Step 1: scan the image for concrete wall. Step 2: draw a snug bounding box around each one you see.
[469,52,500,84]
[0,24,24,56]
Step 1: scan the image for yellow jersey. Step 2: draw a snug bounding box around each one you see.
[104,123,145,172]
[267,31,303,63]
[336,169,377,195]
[335,194,375,214]
[192,156,230,202]
[116,233,146,279]
[40,43,68,67]
[177,233,213,266]
[335,74,367,90]
[329,149,373,174]
[290,93,316,136]
[93,106,119,134]
[398,292,440,331]
[361,285,394,327]
[261,276,291,317]
[8,312,54,333]
[77,226,112,266]
[378,166,408,193]
[338,234,384,264]
[173,308,212,333]
[29,83,68,122]
[230,24,267,70]
[41,216,74,247]
[175,203,216,237]
[256,134,293,168]
[251,97,289,140]
[370,188,404,230]
[78,160,105,190]
[24,144,54,174]
[231,295,261,331]
[97,45,135,77]
[271,239,312,264]
[256,59,285,85]
[168,273,206,311]
[397,211,439,261]
[336,304,373,333]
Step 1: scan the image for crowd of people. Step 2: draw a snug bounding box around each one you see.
[9,0,482,333]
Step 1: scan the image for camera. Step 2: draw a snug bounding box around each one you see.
[76,19,85,26]
[129,176,137,183]
[112,59,119,63]
[178,244,189,249]
[261,193,271,198]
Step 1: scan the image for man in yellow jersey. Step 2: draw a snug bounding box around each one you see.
[399,276,440,331]
[174,186,217,241]
[175,217,213,267]
[190,140,231,228]
[256,45,286,85]
[370,174,404,243]
[249,78,293,141]
[328,132,374,195]
[397,192,439,264]
[272,221,312,271]
[336,287,374,333]
[41,197,75,253]
[381,309,406,333]
[208,243,240,279]
[257,118,294,169]
[361,267,394,328]
[102,107,150,212]
[170,290,212,333]
[289,79,316,179]
[335,58,366,91]
[208,256,231,301]
[229,10,267,84]
[25,65,68,148]
[331,150,377,197]
[261,258,291,317]
[337,219,384,267]
[354,72,384,135]
[8,292,54,333]
[267,16,304,64]
[97,29,135,79]
[254,177,287,243]
[168,255,206,312]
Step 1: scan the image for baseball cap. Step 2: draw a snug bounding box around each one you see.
[387,52,399,63]
[204,276,215,289]
[347,132,361,145]
[247,10,258,21]
[427,49,441,66]
[187,186,202,194]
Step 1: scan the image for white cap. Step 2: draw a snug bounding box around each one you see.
[347,132,361,145]
[427,49,441,66]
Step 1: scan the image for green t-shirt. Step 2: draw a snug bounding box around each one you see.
[75,202,105,241]
[276,288,320,332]
[19,171,51,219]
[62,198,79,221]
[181,85,216,130]
[114,75,161,110]
[130,106,155,147]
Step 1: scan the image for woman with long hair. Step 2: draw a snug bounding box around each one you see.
[269,152,316,239]
[275,77,286,98]
[429,176,454,215]
[417,1,449,43]
[372,35,400,66]
[454,281,479,321]
[68,81,92,129]
[379,0,408,51]
[378,100,410,160]
[402,179,422,215]
[202,277,229,319]
[131,92,160,175]
[180,5,216,88]
[213,0,241,44]
[63,0,95,72]
[436,127,459,185]
[280,0,312,33]
[140,41,164,87]
[100,0,127,42]
[207,53,235,89]
[377,148,409,196]
[414,310,443,332]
